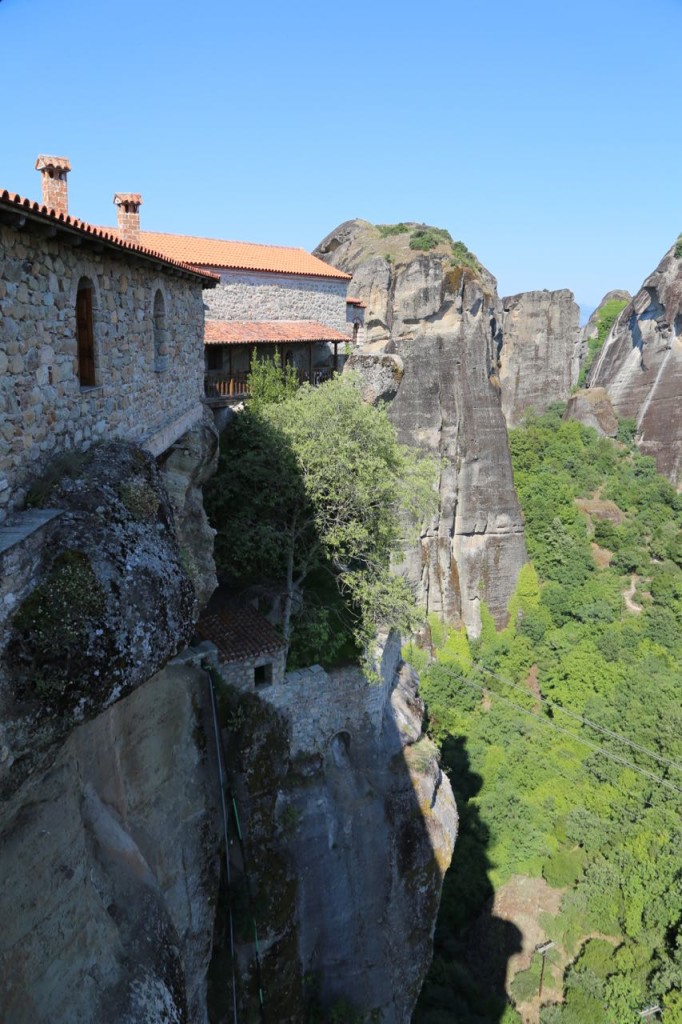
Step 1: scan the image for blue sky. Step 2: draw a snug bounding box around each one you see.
[1,0,681,312]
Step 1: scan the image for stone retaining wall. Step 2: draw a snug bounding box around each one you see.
[259,631,402,756]
[0,223,208,521]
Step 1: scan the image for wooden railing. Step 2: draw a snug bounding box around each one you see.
[204,371,250,403]
[204,367,335,404]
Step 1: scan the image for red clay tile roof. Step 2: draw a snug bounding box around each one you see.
[0,190,219,285]
[196,607,287,661]
[204,320,348,345]
[346,296,367,308]
[135,230,352,280]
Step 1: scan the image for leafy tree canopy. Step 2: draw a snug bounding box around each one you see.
[205,371,437,663]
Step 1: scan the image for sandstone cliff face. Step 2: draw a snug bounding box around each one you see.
[580,289,632,361]
[499,289,581,427]
[588,243,682,485]
[212,634,457,1022]
[0,660,220,1024]
[0,423,222,1022]
[315,220,526,636]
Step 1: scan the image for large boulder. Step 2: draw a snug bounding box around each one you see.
[315,220,526,636]
[564,387,618,437]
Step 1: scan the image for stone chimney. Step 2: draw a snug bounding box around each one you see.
[113,193,143,244]
[35,155,71,215]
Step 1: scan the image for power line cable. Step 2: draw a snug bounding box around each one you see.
[441,668,682,801]
[470,662,682,776]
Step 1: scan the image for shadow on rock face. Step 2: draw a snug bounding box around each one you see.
[413,735,522,1024]
[206,651,458,1024]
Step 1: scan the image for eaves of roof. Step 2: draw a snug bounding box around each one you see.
[204,319,349,345]
[0,191,219,286]
[136,230,352,281]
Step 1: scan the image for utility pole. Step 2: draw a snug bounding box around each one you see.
[535,941,555,1000]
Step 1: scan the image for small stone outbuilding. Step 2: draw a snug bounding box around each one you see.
[195,606,287,690]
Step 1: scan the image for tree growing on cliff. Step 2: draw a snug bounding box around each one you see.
[205,374,437,662]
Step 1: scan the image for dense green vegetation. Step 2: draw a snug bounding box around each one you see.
[674,234,682,259]
[205,365,436,668]
[414,406,682,1023]
[373,222,481,271]
[578,298,629,387]
[409,226,454,251]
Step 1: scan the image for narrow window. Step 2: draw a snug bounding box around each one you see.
[76,279,96,387]
[153,289,168,371]
[254,663,273,687]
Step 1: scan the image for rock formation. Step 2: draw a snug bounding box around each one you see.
[0,659,220,1024]
[580,289,632,361]
[588,242,682,486]
[0,408,456,1023]
[209,634,457,1022]
[315,220,526,636]
[499,289,581,426]
[0,420,222,1023]
[564,387,619,437]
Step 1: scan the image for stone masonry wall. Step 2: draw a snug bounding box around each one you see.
[258,632,402,756]
[214,648,287,690]
[0,223,208,521]
[205,269,348,331]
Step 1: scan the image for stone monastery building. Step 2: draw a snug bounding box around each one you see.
[0,156,218,524]
[0,154,364,524]
[100,197,357,405]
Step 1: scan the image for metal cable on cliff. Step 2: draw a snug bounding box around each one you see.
[207,669,240,1024]
[207,666,267,1022]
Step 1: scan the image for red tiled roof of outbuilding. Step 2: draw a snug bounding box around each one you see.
[195,607,287,661]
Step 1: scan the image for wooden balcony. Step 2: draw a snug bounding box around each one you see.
[204,367,334,406]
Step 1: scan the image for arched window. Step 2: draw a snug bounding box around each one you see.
[153,289,168,371]
[76,278,96,387]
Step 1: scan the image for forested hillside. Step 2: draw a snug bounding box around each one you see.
[414,406,682,1023]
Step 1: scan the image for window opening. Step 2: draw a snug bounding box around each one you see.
[254,663,273,687]
[153,289,168,371]
[76,280,96,387]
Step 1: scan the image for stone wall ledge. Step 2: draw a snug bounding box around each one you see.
[140,402,204,457]
[0,508,63,556]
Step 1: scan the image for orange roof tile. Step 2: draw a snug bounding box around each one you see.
[204,320,348,345]
[0,190,219,285]
[347,296,367,308]
[136,230,351,280]
[196,607,287,661]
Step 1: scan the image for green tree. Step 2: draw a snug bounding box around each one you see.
[206,375,437,656]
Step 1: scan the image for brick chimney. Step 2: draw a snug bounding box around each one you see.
[35,155,71,215]
[113,193,143,244]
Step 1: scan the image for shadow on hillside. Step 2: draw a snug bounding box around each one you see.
[413,735,522,1024]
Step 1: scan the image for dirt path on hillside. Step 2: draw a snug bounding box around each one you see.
[623,574,643,614]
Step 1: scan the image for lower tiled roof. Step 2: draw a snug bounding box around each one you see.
[195,607,287,662]
[204,320,348,345]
